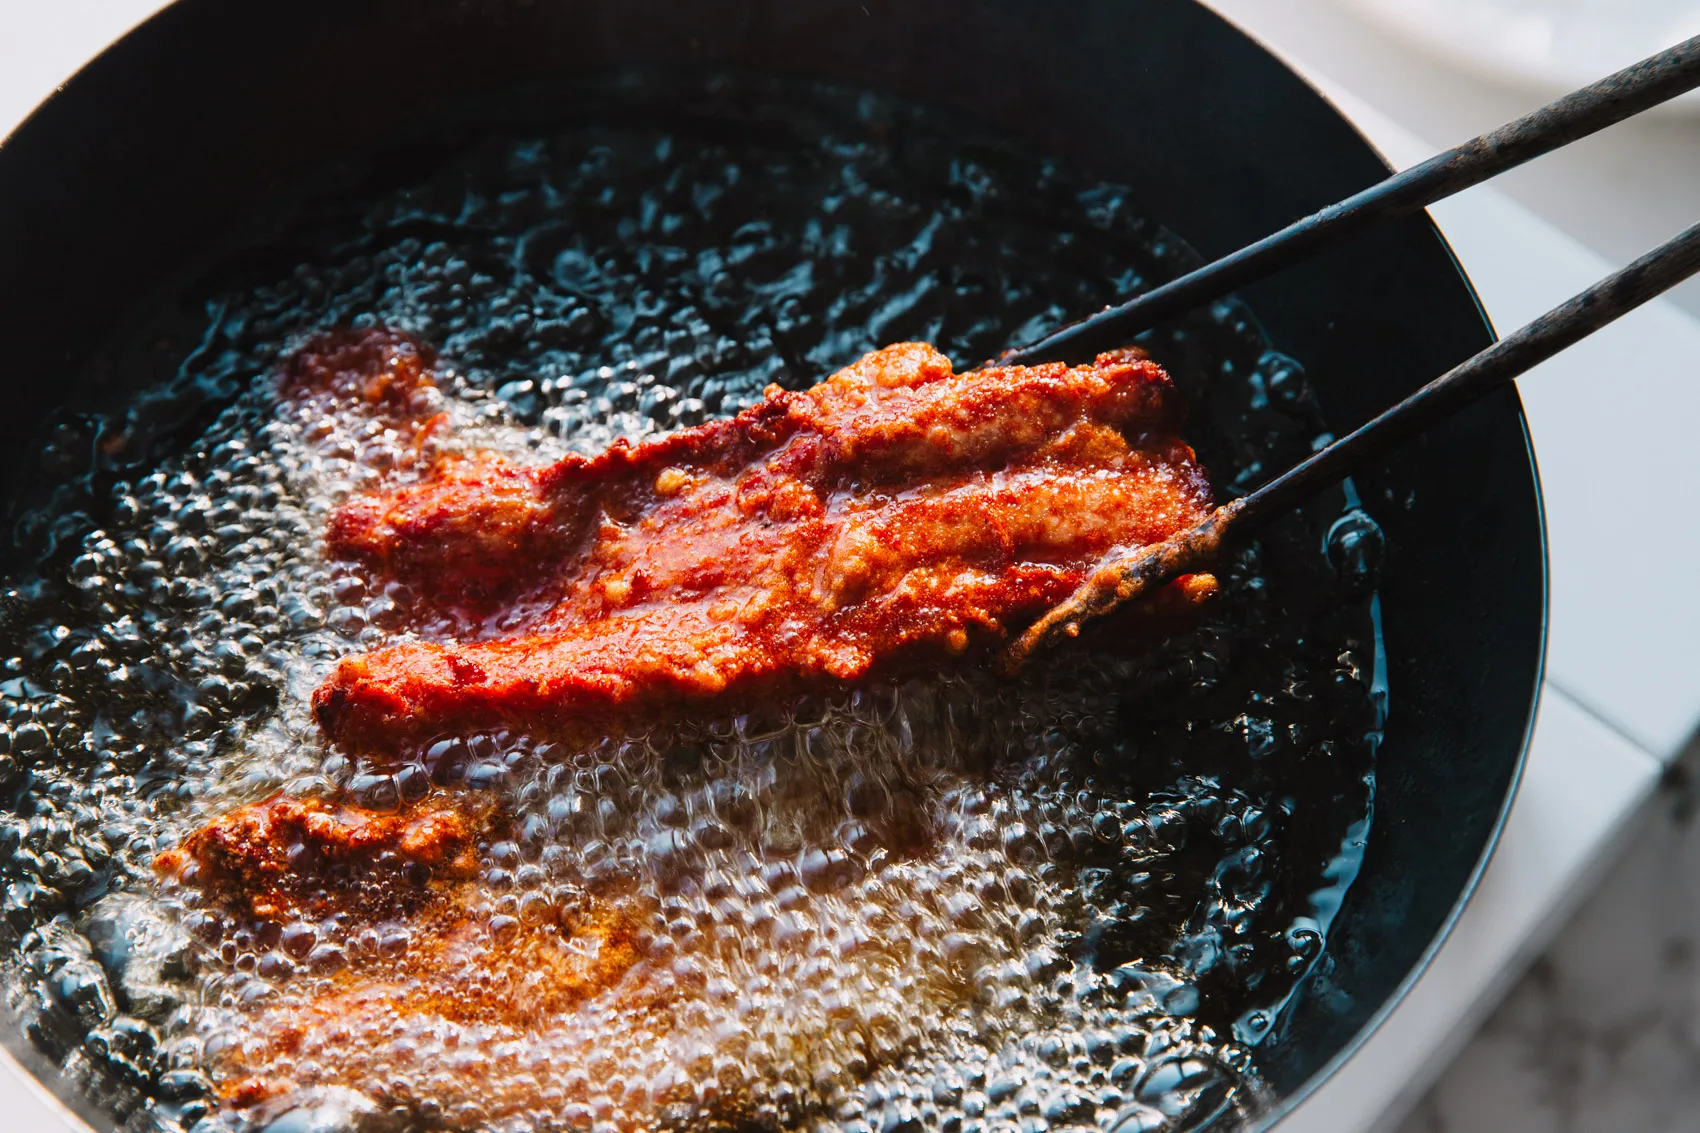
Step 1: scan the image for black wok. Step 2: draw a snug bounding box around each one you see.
[0,0,1544,1128]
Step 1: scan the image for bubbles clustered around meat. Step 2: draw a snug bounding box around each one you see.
[0,74,1385,1133]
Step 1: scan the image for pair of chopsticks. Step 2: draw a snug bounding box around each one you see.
[1003,35,1700,670]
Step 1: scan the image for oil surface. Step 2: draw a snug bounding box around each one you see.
[0,74,1385,1133]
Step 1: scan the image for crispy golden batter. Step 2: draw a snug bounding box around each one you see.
[304,334,1217,751]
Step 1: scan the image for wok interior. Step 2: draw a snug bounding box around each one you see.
[0,0,1542,1123]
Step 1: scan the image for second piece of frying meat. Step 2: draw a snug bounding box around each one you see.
[308,335,1217,751]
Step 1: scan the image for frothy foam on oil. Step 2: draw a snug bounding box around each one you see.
[138,363,1271,1131]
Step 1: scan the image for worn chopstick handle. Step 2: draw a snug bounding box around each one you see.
[1001,35,1700,366]
[1239,219,1700,524]
[1005,219,1700,669]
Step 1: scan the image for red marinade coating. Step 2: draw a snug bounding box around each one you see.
[300,335,1217,751]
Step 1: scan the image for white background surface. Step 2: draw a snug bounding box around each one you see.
[1,3,1698,1132]
[1209,0,1700,320]
[1342,0,1700,112]
[1394,745,1700,1133]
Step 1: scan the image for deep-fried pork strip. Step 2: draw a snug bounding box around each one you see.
[163,330,1225,1127]
[155,795,660,1113]
[292,334,1217,750]
[154,792,488,920]
[323,341,1185,598]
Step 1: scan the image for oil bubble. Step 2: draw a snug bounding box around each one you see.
[1326,509,1387,596]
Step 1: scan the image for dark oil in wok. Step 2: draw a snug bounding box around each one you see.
[0,73,1385,1133]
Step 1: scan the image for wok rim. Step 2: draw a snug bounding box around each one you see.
[1206,16,1548,1122]
[0,2,1548,1129]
